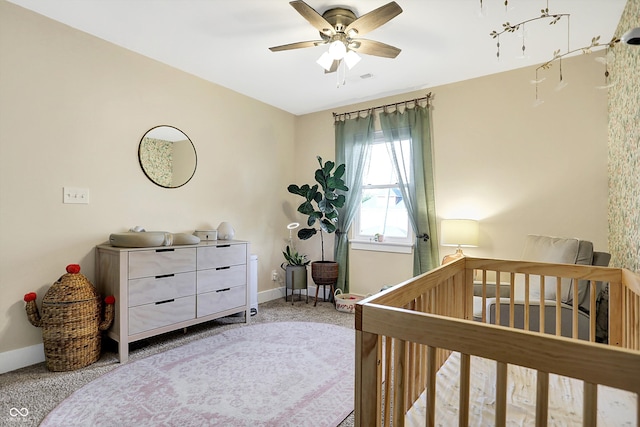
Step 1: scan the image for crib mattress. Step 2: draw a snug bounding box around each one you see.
[406,352,637,426]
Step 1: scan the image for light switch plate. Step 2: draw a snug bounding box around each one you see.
[63,187,89,204]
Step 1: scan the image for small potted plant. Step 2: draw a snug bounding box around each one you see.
[281,245,310,303]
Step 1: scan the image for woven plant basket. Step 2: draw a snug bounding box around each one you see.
[24,264,114,372]
[311,261,338,286]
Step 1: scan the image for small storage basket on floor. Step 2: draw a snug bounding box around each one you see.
[24,265,114,371]
[334,289,363,314]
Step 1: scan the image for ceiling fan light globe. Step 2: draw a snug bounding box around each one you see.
[328,40,347,60]
[317,51,334,71]
[344,50,361,69]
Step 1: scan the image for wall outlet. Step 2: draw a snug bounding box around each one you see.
[271,270,278,281]
[63,187,89,204]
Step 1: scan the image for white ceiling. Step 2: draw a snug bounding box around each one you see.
[7,0,627,115]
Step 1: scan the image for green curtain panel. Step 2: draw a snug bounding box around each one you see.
[380,105,439,275]
[334,114,375,293]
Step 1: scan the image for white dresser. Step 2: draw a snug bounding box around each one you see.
[95,240,250,362]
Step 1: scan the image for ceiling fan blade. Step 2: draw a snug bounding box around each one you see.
[269,40,325,52]
[324,60,340,74]
[350,39,401,58]
[289,0,335,36]
[345,1,402,37]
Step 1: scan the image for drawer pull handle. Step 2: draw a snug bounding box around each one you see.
[156,248,175,253]
[216,288,231,293]
[155,299,175,305]
[216,244,231,248]
[155,274,175,279]
[216,266,231,271]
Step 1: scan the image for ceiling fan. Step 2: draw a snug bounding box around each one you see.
[269,1,403,73]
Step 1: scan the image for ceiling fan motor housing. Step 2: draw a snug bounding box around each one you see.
[321,8,357,33]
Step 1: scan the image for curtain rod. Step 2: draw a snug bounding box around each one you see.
[332,92,432,120]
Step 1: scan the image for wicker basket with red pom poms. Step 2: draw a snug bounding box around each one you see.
[24,264,115,371]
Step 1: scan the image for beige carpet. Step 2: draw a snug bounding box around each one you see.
[0,297,355,427]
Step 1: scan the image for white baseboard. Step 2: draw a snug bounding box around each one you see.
[258,286,286,303]
[0,343,44,374]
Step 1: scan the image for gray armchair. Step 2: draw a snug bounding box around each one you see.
[473,235,610,341]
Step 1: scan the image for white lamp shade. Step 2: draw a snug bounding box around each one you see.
[316,51,333,71]
[440,219,479,247]
[344,50,361,69]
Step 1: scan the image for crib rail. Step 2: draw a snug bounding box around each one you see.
[355,257,640,427]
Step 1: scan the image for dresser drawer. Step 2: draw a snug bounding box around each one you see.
[197,286,246,318]
[128,248,196,279]
[129,295,195,335]
[197,244,246,270]
[197,265,246,293]
[128,271,196,307]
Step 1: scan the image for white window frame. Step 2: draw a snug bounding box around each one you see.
[351,131,414,254]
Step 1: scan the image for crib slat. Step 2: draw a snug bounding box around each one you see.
[589,280,596,342]
[496,270,501,326]
[409,341,423,413]
[384,336,392,427]
[631,288,637,349]
[393,338,406,427]
[536,371,549,427]
[583,382,597,427]
[556,277,562,336]
[482,270,487,322]
[626,287,639,351]
[609,282,623,347]
[509,273,515,328]
[627,286,632,349]
[525,274,530,331]
[406,341,413,413]
[425,345,436,427]
[572,279,579,339]
[540,276,546,334]
[496,361,507,427]
[459,353,471,427]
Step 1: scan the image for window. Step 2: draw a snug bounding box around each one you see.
[352,131,414,247]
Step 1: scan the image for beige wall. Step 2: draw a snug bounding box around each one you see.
[295,53,609,296]
[0,0,615,368]
[0,1,296,358]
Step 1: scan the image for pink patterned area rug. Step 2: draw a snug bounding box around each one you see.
[40,322,354,427]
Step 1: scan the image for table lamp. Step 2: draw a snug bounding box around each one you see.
[440,219,479,264]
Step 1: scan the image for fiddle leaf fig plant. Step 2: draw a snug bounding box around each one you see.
[287,156,348,261]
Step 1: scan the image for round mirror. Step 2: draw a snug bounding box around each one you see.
[138,125,197,188]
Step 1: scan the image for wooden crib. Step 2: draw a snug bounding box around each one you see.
[355,257,640,426]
